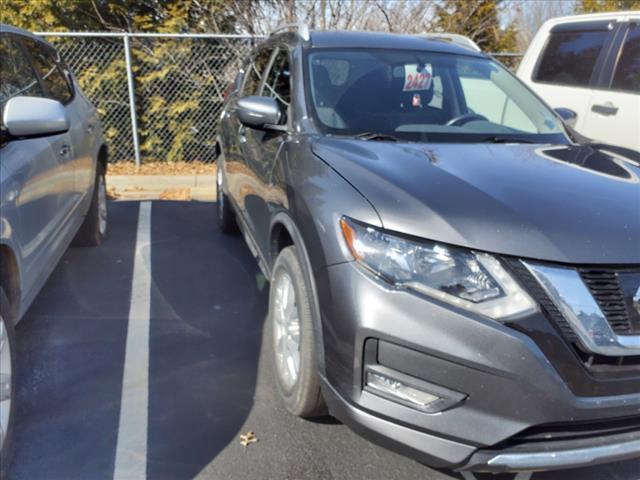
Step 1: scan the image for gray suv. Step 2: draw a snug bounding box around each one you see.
[216,25,640,474]
[0,24,108,472]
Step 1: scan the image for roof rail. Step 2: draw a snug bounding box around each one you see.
[270,22,310,41]
[419,33,481,52]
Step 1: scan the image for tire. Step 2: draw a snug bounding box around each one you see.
[270,246,325,417]
[0,288,16,478]
[217,166,238,234]
[73,162,108,247]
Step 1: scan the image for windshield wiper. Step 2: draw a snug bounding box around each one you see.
[478,135,538,144]
[355,132,400,142]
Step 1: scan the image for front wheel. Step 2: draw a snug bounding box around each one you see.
[73,163,108,246]
[0,289,16,477]
[270,246,325,417]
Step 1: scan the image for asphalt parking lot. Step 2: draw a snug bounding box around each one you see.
[6,200,640,480]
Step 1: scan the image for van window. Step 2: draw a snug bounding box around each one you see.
[612,24,639,93]
[534,30,609,87]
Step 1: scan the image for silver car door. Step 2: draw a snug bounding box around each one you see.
[55,58,98,206]
[64,74,99,205]
[0,34,74,302]
[21,36,80,216]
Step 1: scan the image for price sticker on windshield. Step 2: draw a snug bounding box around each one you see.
[403,64,433,92]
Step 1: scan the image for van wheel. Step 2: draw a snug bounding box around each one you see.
[0,288,16,478]
[217,167,238,234]
[73,163,108,246]
[270,246,325,417]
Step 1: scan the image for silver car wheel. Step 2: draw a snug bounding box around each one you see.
[273,272,301,390]
[217,168,224,220]
[0,316,11,453]
[98,174,108,236]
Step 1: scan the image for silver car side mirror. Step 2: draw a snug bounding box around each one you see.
[237,96,283,130]
[554,108,577,129]
[2,96,70,138]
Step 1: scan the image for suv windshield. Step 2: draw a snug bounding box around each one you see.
[306,48,569,143]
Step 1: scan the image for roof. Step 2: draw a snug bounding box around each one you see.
[543,10,639,26]
[418,33,481,52]
[307,30,486,57]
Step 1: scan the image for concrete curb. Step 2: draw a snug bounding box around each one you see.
[107,175,216,201]
[107,174,215,189]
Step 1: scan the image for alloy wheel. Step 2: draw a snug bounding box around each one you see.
[217,169,224,221]
[98,174,108,236]
[0,316,11,453]
[273,272,301,390]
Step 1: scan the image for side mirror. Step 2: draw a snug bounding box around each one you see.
[2,96,69,138]
[554,108,577,129]
[237,96,283,130]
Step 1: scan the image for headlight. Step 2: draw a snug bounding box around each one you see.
[340,217,536,320]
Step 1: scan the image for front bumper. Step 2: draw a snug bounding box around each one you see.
[321,377,640,472]
[315,261,640,471]
[461,430,640,472]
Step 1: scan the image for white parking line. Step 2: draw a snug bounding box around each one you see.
[113,201,152,480]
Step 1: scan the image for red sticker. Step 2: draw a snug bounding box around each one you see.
[403,64,433,92]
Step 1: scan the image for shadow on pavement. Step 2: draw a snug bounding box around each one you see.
[11,201,139,480]
[145,201,268,480]
[8,199,640,480]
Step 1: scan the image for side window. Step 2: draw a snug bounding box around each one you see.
[0,34,43,108]
[23,38,73,104]
[534,30,609,87]
[242,47,272,96]
[262,48,291,118]
[612,24,639,93]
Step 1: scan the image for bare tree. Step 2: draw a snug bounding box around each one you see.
[218,0,438,36]
[510,0,573,51]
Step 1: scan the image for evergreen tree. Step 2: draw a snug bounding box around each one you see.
[2,0,238,163]
[434,0,518,53]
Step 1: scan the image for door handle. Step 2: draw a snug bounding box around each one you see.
[59,144,71,157]
[591,103,618,116]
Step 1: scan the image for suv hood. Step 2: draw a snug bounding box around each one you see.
[312,139,640,264]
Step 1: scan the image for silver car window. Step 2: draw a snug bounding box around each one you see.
[0,34,43,108]
[22,38,73,104]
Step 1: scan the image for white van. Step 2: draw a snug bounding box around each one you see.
[517,11,639,151]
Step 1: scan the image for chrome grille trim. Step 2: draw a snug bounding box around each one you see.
[522,261,640,357]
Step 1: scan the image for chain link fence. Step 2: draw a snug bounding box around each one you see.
[48,36,135,162]
[38,32,256,165]
[37,32,522,166]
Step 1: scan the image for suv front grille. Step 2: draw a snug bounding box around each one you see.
[580,268,640,335]
[507,259,640,372]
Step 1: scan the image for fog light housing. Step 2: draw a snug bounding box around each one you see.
[364,366,466,413]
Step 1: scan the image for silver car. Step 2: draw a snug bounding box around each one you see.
[0,24,108,472]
